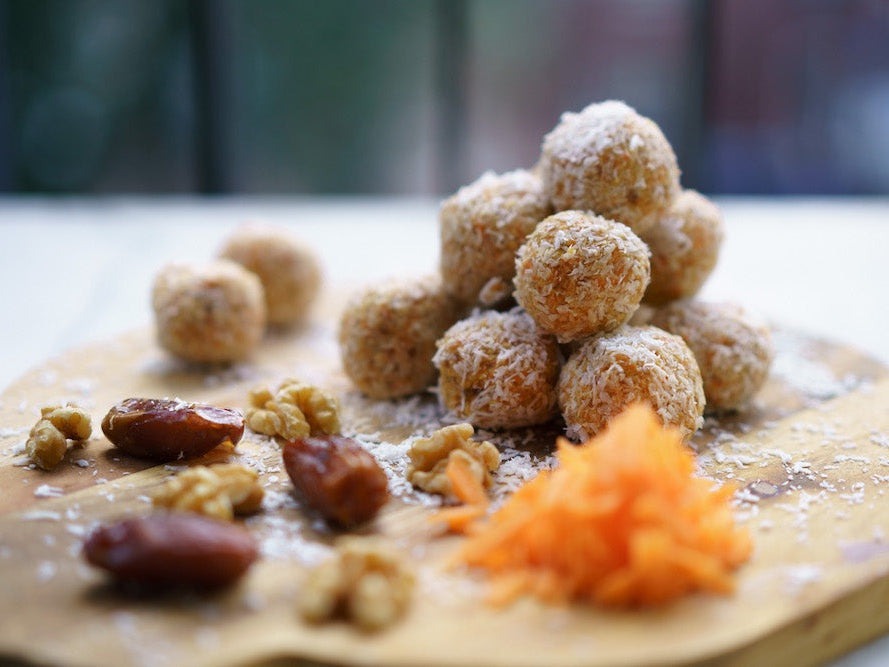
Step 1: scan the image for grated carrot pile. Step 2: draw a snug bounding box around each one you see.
[454,403,752,607]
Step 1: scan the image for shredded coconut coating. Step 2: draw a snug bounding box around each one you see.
[152,260,266,363]
[558,325,704,440]
[406,423,500,496]
[650,300,774,411]
[153,463,264,521]
[439,169,552,304]
[539,100,680,234]
[218,223,321,326]
[433,310,561,429]
[514,211,650,342]
[339,275,462,399]
[642,190,724,306]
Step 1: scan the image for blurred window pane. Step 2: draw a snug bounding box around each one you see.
[2,0,888,195]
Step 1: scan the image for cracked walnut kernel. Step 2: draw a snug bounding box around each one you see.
[26,404,92,470]
[299,536,414,631]
[406,423,500,497]
[246,379,340,441]
[26,420,68,471]
[153,463,264,521]
[42,404,92,441]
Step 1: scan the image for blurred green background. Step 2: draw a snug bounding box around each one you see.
[1,0,888,195]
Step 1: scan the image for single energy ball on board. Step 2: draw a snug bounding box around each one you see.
[439,169,552,304]
[539,100,680,234]
[152,260,266,363]
[513,210,650,343]
[650,300,773,411]
[218,223,321,326]
[642,190,724,306]
[339,275,462,400]
[433,310,561,429]
[558,325,705,441]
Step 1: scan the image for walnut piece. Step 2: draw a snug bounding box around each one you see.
[43,404,92,440]
[153,463,264,521]
[26,420,68,470]
[246,379,340,441]
[299,536,414,631]
[26,404,92,470]
[406,423,500,497]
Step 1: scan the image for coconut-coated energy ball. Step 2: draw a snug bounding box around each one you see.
[433,310,561,429]
[152,260,267,363]
[650,300,773,411]
[539,100,680,234]
[642,190,724,306]
[514,210,650,342]
[558,325,705,441]
[440,169,552,304]
[339,275,462,400]
[218,223,321,326]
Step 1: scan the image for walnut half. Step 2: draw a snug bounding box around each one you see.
[153,463,264,521]
[299,536,414,631]
[406,423,500,497]
[246,379,340,441]
[26,404,92,470]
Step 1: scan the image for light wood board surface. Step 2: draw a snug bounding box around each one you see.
[1,300,889,667]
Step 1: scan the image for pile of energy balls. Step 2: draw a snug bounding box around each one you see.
[340,100,773,441]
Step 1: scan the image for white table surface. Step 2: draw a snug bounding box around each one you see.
[0,195,888,665]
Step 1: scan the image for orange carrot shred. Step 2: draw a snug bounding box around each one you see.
[429,504,487,533]
[446,454,489,507]
[428,453,492,534]
[452,403,752,608]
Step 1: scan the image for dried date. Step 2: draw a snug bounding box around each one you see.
[283,435,389,527]
[83,513,258,588]
[102,397,244,461]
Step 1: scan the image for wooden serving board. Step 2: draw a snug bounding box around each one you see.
[2,296,889,667]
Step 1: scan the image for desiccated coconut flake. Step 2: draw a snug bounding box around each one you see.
[33,484,64,498]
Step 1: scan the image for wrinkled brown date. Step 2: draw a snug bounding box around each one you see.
[101,397,244,461]
[83,513,258,588]
[283,435,389,527]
